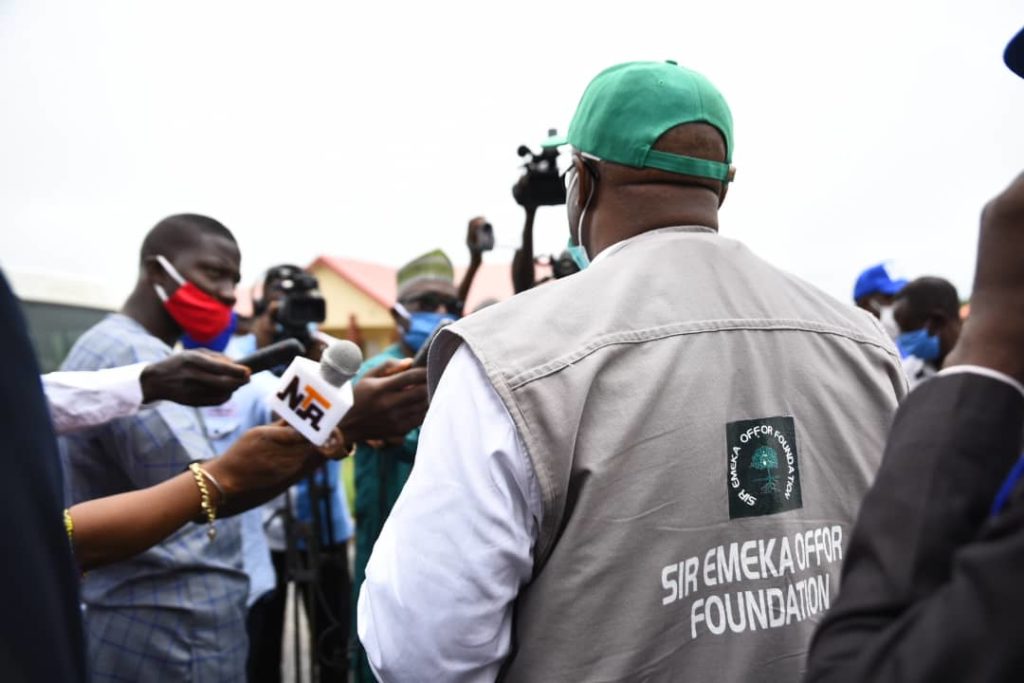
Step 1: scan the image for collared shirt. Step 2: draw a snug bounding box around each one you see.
[42,362,146,435]
[357,343,539,681]
[59,314,248,683]
[200,342,280,608]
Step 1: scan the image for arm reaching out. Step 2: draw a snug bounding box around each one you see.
[66,423,330,571]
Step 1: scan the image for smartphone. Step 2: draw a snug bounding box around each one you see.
[477,222,495,252]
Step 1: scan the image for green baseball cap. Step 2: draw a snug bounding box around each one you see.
[546,60,734,182]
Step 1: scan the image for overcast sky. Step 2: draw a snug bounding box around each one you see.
[2,1,1023,305]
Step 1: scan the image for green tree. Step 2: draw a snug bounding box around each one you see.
[751,446,779,493]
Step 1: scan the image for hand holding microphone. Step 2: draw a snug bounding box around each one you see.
[140,350,251,406]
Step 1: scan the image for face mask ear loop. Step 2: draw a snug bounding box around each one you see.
[576,173,596,256]
[154,254,187,286]
[152,254,186,303]
[575,153,602,256]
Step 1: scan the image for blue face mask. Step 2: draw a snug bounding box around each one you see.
[566,238,590,271]
[403,311,455,353]
[181,311,237,352]
[896,328,941,361]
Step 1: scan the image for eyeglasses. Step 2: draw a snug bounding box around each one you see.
[399,293,462,314]
[563,153,600,192]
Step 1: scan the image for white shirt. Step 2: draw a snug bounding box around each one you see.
[358,344,540,682]
[42,363,146,435]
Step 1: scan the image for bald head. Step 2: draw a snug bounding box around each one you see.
[570,122,734,257]
[140,214,237,264]
[136,213,240,308]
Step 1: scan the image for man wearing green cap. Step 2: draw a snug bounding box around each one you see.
[359,62,906,681]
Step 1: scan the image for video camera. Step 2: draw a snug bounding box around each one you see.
[512,129,566,207]
[259,265,327,347]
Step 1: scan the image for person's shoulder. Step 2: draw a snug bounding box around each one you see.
[723,240,892,338]
[61,314,164,370]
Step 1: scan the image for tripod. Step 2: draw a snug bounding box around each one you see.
[280,463,351,683]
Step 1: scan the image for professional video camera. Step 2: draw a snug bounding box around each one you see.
[512,128,566,207]
[258,265,327,346]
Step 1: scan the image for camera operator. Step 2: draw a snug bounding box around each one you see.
[463,215,492,303]
[511,134,582,292]
[198,263,347,683]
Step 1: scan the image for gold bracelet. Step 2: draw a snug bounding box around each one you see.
[63,508,74,544]
[188,463,218,541]
[200,467,226,504]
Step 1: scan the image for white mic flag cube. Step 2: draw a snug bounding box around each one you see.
[267,357,355,446]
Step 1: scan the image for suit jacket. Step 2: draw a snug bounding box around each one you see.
[806,372,1024,682]
[0,271,86,682]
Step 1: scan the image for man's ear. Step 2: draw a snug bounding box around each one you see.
[142,256,161,282]
[574,156,591,211]
[718,165,736,207]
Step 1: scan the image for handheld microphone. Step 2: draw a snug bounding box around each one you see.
[236,338,306,374]
[268,340,364,446]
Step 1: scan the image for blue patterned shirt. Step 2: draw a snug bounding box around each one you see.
[59,314,248,682]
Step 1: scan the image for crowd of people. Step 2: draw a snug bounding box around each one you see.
[2,25,1024,683]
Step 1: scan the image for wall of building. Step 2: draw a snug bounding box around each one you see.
[310,264,396,358]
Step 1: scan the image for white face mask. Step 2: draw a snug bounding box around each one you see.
[878,305,900,340]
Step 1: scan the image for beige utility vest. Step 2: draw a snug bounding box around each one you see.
[429,228,907,682]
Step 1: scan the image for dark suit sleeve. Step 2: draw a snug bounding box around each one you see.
[806,373,1024,682]
[0,272,86,682]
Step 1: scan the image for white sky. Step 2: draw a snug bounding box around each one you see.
[2,1,1023,304]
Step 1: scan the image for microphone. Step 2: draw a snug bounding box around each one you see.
[267,340,364,446]
[236,338,306,374]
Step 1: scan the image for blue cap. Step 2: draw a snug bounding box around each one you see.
[1006,27,1024,79]
[853,263,907,301]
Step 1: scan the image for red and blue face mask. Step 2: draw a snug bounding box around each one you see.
[152,254,236,351]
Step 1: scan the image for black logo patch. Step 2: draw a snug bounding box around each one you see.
[726,416,802,519]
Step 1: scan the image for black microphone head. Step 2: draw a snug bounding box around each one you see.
[320,340,363,387]
[236,338,306,375]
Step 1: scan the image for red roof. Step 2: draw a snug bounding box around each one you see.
[310,256,398,309]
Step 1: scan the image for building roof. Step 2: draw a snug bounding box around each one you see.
[311,256,398,309]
